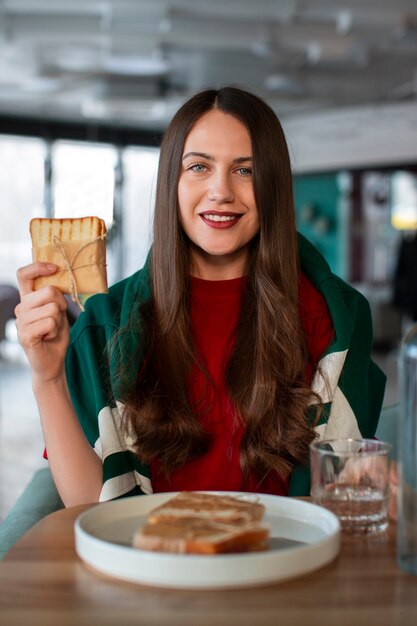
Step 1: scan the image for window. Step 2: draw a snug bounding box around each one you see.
[52,141,116,225]
[52,140,118,283]
[0,135,45,284]
[391,171,417,231]
[0,136,160,287]
[122,147,159,277]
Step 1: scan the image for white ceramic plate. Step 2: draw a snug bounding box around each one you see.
[75,492,340,589]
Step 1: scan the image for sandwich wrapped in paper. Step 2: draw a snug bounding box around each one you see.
[133,492,270,554]
[30,216,108,309]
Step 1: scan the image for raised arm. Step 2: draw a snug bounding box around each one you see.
[15,262,103,506]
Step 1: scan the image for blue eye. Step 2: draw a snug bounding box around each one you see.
[189,163,206,172]
[238,167,252,176]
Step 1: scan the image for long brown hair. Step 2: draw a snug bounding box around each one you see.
[118,86,317,482]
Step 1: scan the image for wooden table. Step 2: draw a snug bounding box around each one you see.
[0,503,416,626]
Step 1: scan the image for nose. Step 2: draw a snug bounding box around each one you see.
[207,172,234,204]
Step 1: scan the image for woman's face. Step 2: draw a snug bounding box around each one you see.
[177,109,259,280]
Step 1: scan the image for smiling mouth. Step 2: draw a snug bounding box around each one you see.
[199,212,243,227]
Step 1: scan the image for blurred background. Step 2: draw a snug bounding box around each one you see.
[1,0,417,518]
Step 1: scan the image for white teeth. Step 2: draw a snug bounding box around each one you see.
[203,214,237,222]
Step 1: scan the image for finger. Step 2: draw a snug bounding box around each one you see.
[44,315,69,342]
[16,300,65,330]
[16,262,58,297]
[15,285,68,318]
[17,315,62,348]
[15,299,68,351]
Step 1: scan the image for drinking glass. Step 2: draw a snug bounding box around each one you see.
[310,438,391,535]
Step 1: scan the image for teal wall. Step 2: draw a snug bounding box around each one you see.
[293,172,347,279]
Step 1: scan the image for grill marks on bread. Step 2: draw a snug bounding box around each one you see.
[30,216,106,246]
[147,492,265,525]
[133,492,270,554]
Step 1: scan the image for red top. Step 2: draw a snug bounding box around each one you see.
[151,273,334,495]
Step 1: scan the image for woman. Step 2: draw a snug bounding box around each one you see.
[15,86,386,506]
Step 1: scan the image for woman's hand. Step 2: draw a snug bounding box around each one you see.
[15,262,104,506]
[15,262,70,384]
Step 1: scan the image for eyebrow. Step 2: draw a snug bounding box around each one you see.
[182,151,253,164]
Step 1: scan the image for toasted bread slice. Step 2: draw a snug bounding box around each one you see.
[133,492,270,554]
[147,492,265,526]
[134,518,269,554]
[30,216,106,247]
[30,216,108,297]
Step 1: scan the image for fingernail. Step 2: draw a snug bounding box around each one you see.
[46,264,57,270]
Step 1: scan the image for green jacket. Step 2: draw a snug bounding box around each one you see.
[65,234,386,500]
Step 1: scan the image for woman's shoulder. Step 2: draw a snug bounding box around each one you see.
[298,234,372,352]
[297,233,367,303]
